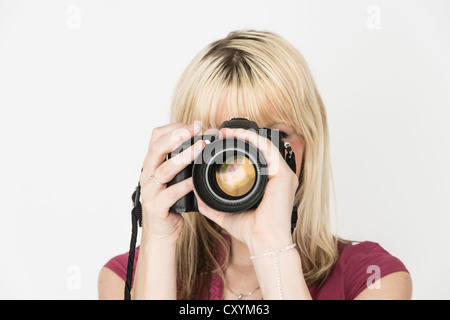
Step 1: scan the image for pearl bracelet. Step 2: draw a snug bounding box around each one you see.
[249,243,297,299]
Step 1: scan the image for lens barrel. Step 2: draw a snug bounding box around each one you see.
[192,137,268,213]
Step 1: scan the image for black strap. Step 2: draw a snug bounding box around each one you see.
[284,143,298,232]
[124,184,142,300]
[284,142,296,174]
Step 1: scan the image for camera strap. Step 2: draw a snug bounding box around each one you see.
[124,183,142,300]
[284,142,296,174]
[284,142,298,233]
[123,146,298,300]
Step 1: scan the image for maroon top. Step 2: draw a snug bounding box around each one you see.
[104,238,408,300]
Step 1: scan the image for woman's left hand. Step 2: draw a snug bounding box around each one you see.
[194,128,299,248]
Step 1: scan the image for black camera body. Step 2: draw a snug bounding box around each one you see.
[167,118,293,213]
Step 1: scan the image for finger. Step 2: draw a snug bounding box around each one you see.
[193,189,227,227]
[158,177,195,212]
[219,128,284,178]
[153,139,206,185]
[142,122,202,176]
[148,122,187,145]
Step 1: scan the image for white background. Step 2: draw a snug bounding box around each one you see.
[0,0,449,299]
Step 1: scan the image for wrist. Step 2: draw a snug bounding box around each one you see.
[247,232,294,257]
[141,230,181,249]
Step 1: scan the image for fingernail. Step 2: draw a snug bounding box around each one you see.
[193,140,204,153]
[218,128,230,138]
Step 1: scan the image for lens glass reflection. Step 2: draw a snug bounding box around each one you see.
[215,155,256,197]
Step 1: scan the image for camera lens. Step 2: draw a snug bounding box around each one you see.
[192,137,268,213]
[215,155,256,197]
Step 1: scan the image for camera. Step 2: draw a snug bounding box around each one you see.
[167,118,295,213]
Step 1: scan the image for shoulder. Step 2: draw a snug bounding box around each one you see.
[98,266,125,299]
[354,269,412,300]
[311,241,411,300]
[98,247,140,299]
[339,241,411,299]
[339,241,407,273]
[102,247,140,282]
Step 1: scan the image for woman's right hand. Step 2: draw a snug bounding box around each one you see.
[139,122,205,244]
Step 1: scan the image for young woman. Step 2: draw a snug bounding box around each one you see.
[98,30,412,300]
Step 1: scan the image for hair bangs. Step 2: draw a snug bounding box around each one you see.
[192,67,299,131]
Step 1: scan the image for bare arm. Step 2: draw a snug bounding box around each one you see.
[131,236,178,299]
[99,123,204,300]
[196,128,311,300]
[98,267,125,300]
[248,236,311,300]
[354,271,412,300]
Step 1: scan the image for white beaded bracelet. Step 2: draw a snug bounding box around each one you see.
[249,243,297,260]
[249,243,297,299]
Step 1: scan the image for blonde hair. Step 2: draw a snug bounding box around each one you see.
[170,30,339,299]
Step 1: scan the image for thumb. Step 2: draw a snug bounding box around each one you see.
[193,190,227,228]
